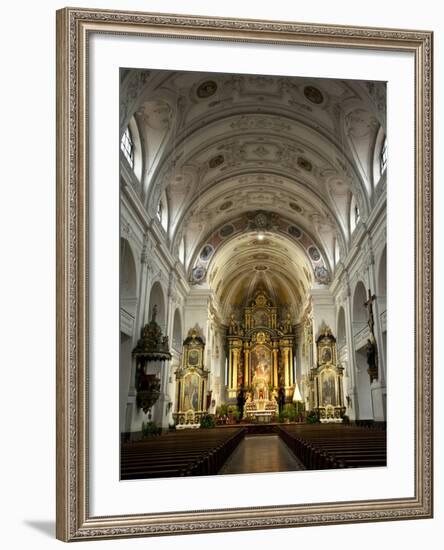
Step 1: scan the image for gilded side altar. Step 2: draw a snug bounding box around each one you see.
[308,326,346,422]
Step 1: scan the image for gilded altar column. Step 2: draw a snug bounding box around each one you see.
[272,343,279,387]
[271,310,277,330]
[244,344,250,386]
[227,343,233,389]
[232,348,239,392]
[288,344,294,386]
[283,347,290,388]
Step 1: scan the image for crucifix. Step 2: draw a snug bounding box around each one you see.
[364,288,376,338]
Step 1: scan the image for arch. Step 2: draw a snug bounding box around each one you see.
[148,281,166,331]
[119,237,139,435]
[372,126,387,187]
[352,280,368,333]
[352,280,373,420]
[120,237,138,321]
[188,211,331,286]
[172,308,183,351]
[377,245,387,374]
[377,245,387,303]
[337,306,346,349]
[354,346,373,419]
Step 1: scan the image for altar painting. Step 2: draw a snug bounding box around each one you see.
[182,372,200,411]
[251,345,271,400]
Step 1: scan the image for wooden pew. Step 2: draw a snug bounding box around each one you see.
[277,424,386,470]
[121,427,245,479]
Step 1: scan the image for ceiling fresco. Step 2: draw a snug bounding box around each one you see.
[120,69,386,318]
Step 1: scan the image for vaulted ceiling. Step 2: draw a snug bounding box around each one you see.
[121,69,386,320]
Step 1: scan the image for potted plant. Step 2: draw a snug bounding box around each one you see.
[200,414,216,429]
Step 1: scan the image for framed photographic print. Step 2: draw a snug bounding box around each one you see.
[56,7,433,542]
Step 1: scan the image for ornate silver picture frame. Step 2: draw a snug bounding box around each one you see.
[56,7,433,541]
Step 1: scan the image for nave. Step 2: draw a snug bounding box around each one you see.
[121,424,386,479]
[218,434,305,475]
[119,68,388,478]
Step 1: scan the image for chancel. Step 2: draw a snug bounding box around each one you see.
[119,69,387,478]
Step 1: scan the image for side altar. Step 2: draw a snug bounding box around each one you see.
[173,328,209,429]
[308,326,346,422]
[226,290,297,421]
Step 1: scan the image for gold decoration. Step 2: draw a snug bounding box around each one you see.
[226,290,295,417]
[173,327,209,428]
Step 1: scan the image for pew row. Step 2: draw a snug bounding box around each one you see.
[277,424,386,470]
[121,427,245,479]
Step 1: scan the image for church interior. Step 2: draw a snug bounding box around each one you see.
[119,69,387,478]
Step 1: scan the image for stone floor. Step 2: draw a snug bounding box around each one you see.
[218,434,305,475]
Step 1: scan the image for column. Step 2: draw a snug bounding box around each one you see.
[288,344,294,386]
[228,343,233,389]
[283,347,290,388]
[344,293,358,421]
[368,262,387,422]
[244,344,250,386]
[272,343,279,387]
[232,348,239,396]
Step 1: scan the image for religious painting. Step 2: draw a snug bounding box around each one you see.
[321,347,332,363]
[57,7,432,541]
[182,373,200,411]
[188,349,199,367]
[254,309,269,327]
[320,369,337,407]
[251,345,271,386]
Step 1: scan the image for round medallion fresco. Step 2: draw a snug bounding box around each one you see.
[314,266,329,283]
[288,225,302,239]
[289,202,303,213]
[200,244,214,262]
[209,154,224,169]
[303,85,324,104]
[196,80,217,98]
[219,224,234,238]
[192,265,206,283]
[308,246,321,261]
[297,157,313,172]
[254,212,268,229]
[219,201,233,211]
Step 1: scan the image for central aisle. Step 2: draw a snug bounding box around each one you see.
[218,434,305,475]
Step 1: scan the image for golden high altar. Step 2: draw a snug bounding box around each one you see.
[226,290,296,419]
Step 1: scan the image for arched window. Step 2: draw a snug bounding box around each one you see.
[379,137,387,174]
[354,204,360,226]
[350,195,360,235]
[156,200,163,223]
[120,127,134,168]
[179,236,185,266]
[156,190,169,232]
